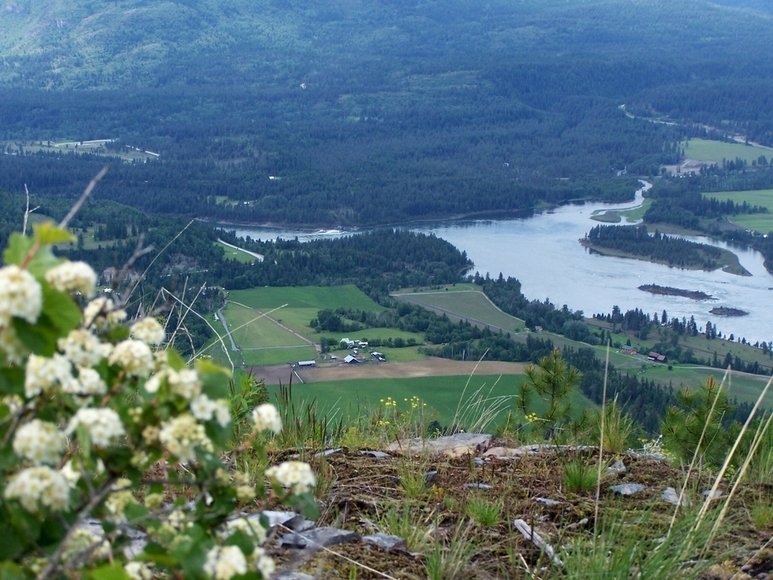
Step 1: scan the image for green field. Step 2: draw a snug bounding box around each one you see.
[227,285,386,335]
[644,365,772,408]
[703,189,773,234]
[268,374,594,429]
[683,138,771,165]
[215,241,256,264]
[217,286,392,365]
[393,286,526,332]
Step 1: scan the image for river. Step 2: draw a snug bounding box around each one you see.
[223,182,773,345]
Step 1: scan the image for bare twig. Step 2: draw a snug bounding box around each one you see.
[22,184,40,235]
[125,219,195,303]
[59,166,109,229]
[37,476,117,580]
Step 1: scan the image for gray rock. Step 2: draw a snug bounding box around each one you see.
[661,487,691,507]
[386,433,492,457]
[610,483,646,496]
[607,460,626,475]
[280,527,360,550]
[534,497,562,507]
[465,483,493,490]
[274,574,316,580]
[260,510,299,528]
[314,448,343,458]
[483,444,594,460]
[359,450,390,459]
[362,533,407,552]
[703,489,723,500]
[425,470,438,482]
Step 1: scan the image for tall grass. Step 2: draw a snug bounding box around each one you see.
[274,382,345,450]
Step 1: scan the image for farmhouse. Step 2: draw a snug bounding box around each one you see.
[297,360,316,368]
[340,338,355,348]
[371,351,386,361]
[647,351,667,363]
[343,355,360,364]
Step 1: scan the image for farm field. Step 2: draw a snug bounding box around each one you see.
[393,285,526,332]
[682,138,771,165]
[703,188,773,234]
[267,369,593,428]
[645,365,772,408]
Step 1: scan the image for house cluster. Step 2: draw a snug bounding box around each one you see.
[339,338,386,364]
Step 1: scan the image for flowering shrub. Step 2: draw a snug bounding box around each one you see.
[0,222,316,578]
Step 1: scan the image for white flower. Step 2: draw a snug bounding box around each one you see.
[203,545,248,580]
[62,527,110,563]
[130,317,165,345]
[59,460,81,488]
[45,261,96,297]
[105,478,136,523]
[109,340,154,377]
[0,265,42,325]
[191,395,231,427]
[168,368,201,400]
[252,403,282,434]
[252,547,275,578]
[2,394,23,414]
[265,461,316,495]
[58,329,105,368]
[84,297,126,330]
[13,419,67,465]
[0,326,27,364]
[4,466,70,513]
[67,367,107,397]
[24,354,75,398]
[159,414,212,462]
[223,517,267,545]
[67,408,125,447]
[124,562,153,580]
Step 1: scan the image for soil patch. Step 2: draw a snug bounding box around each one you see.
[298,359,526,383]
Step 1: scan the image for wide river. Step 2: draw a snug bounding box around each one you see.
[224,181,773,345]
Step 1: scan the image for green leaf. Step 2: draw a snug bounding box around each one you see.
[0,561,26,580]
[25,246,63,280]
[33,221,75,245]
[2,234,34,267]
[8,503,42,546]
[41,284,82,333]
[86,564,130,580]
[124,502,150,524]
[0,367,24,397]
[165,348,186,372]
[12,317,58,357]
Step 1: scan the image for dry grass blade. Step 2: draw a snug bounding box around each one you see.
[594,340,610,530]
[58,165,109,229]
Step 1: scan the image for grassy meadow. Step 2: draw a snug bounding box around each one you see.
[703,188,773,234]
[683,138,771,164]
[268,373,594,429]
[393,285,526,332]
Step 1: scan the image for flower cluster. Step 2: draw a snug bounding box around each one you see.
[265,460,317,495]
[159,413,213,462]
[13,419,67,465]
[45,261,97,297]
[380,396,397,408]
[67,408,126,447]
[0,224,315,578]
[252,403,282,434]
[4,466,71,513]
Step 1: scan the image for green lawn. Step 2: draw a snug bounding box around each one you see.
[268,374,593,428]
[591,199,652,224]
[683,138,771,165]
[703,189,773,234]
[393,287,525,332]
[215,240,256,264]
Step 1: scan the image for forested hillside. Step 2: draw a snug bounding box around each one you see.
[1,1,772,224]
